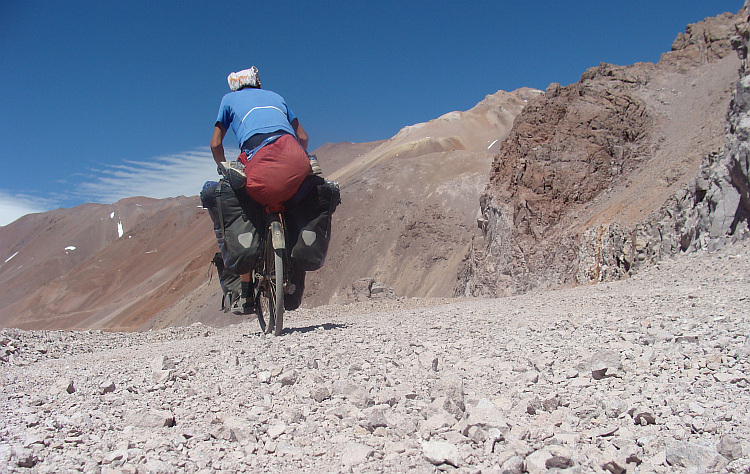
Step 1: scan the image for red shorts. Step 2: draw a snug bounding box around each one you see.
[239,134,311,211]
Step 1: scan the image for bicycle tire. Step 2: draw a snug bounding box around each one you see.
[257,222,285,335]
[256,229,273,334]
[271,247,284,336]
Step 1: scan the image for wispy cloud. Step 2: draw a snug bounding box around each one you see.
[73,147,226,203]
[0,147,234,226]
[0,192,53,226]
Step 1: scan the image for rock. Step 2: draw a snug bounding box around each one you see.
[22,435,43,448]
[364,406,389,429]
[438,374,465,403]
[604,397,628,418]
[418,351,439,371]
[422,441,461,467]
[264,440,277,454]
[524,370,540,384]
[51,378,75,395]
[716,434,744,461]
[525,395,542,415]
[463,398,510,436]
[348,278,374,302]
[13,447,37,468]
[590,350,621,379]
[547,455,574,469]
[665,442,727,471]
[152,355,176,371]
[500,455,524,474]
[152,369,174,385]
[278,370,298,386]
[126,408,175,428]
[276,442,304,459]
[422,411,456,432]
[99,380,116,394]
[633,411,656,426]
[142,460,176,473]
[267,423,286,439]
[340,442,373,467]
[104,449,127,464]
[311,386,330,403]
[220,417,251,443]
[602,460,626,474]
[211,424,236,441]
[257,371,272,383]
[348,388,373,408]
[459,3,750,302]
[524,449,553,474]
[2,134,750,474]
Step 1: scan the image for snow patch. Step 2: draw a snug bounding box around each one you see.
[4,251,18,263]
[145,250,157,254]
[110,211,115,218]
[117,221,124,238]
[65,246,76,251]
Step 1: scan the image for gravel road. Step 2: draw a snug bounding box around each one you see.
[1,242,749,473]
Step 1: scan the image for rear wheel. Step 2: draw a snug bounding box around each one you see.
[271,248,284,336]
[257,226,285,335]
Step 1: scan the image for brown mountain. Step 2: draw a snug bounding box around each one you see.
[0,197,221,330]
[458,6,750,297]
[306,88,541,305]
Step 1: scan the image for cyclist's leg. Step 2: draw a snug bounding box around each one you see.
[232,273,255,314]
[284,267,305,311]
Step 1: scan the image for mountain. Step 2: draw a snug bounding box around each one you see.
[1,4,748,331]
[0,87,536,330]
[305,88,541,305]
[0,197,222,330]
[457,6,750,297]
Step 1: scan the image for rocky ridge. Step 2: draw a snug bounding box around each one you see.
[305,87,540,306]
[459,4,750,298]
[1,241,748,472]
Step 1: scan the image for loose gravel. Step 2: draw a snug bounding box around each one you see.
[1,242,748,473]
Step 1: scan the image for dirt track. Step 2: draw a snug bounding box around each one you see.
[1,241,748,472]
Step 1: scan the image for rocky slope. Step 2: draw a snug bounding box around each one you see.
[458,5,750,298]
[307,87,541,306]
[1,240,748,472]
[0,197,224,331]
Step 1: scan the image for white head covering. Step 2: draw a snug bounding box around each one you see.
[228,66,260,92]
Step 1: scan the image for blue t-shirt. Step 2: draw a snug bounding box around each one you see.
[216,88,297,147]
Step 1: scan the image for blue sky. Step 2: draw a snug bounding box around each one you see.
[0,0,742,225]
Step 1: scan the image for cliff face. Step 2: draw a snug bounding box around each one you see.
[458,5,750,297]
[307,88,542,305]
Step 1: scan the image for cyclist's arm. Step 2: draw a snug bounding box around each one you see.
[211,123,227,165]
[291,118,308,152]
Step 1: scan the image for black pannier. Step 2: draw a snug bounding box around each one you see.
[285,176,341,271]
[200,180,262,275]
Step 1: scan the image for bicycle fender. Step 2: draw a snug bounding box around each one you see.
[271,221,286,250]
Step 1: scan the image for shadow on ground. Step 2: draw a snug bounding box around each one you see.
[243,322,348,337]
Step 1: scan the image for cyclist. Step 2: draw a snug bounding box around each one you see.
[210,66,310,314]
